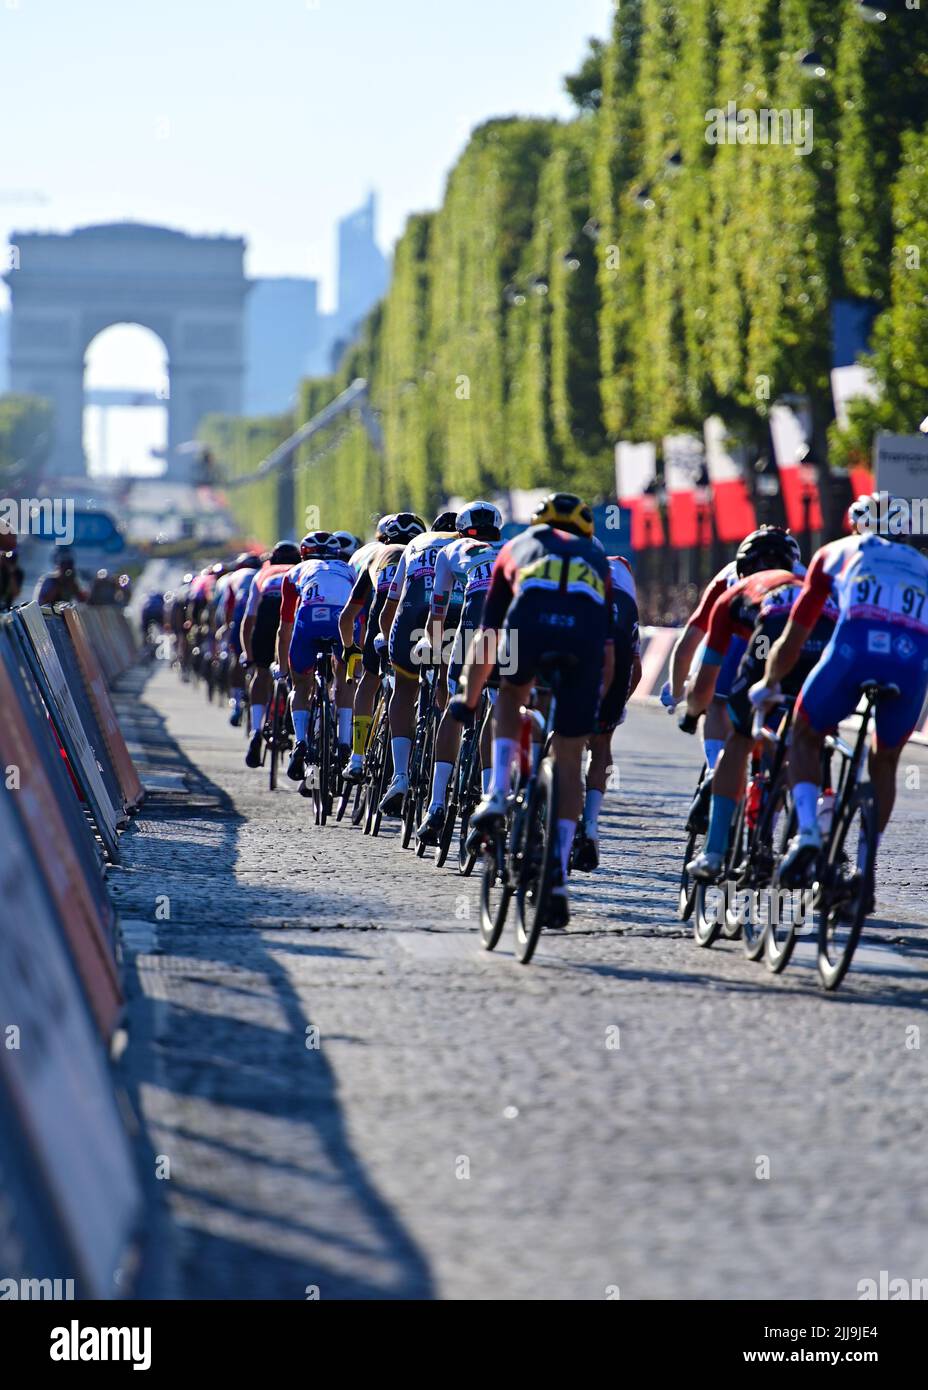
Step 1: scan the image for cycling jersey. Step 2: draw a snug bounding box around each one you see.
[348,542,405,675]
[433,536,505,684]
[389,530,460,677]
[281,558,355,675]
[722,575,838,739]
[243,563,292,668]
[703,569,808,661]
[596,557,641,733]
[791,535,928,748]
[689,560,739,634]
[389,530,459,612]
[483,525,614,739]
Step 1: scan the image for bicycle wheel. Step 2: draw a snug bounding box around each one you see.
[268,686,284,792]
[364,706,391,837]
[479,831,513,951]
[314,692,332,826]
[414,716,437,858]
[514,757,558,965]
[740,770,786,961]
[692,880,723,947]
[765,788,804,974]
[435,740,464,869]
[720,801,748,941]
[817,784,877,991]
[457,740,483,877]
[678,770,708,920]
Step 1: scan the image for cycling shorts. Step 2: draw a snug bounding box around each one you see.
[500,592,608,739]
[289,603,343,675]
[595,635,637,735]
[796,620,928,750]
[252,595,281,669]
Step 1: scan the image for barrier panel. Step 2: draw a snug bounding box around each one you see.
[78,604,137,683]
[62,606,145,811]
[14,603,122,862]
[0,782,141,1297]
[44,610,127,825]
[0,622,121,1036]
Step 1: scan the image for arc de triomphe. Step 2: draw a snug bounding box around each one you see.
[3,222,248,480]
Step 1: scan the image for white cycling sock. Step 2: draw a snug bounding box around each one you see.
[391,736,411,778]
[490,738,518,796]
[793,782,819,834]
[482,766,493,794]
[250,703,266,734]
[292,709,309,744]
[338,707,352,746]
[584,788,604,836]
[704,738,725,772]
[557,819,576,878]
[429,761,454,813]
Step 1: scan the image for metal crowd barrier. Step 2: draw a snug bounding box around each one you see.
[0,600,145,1298]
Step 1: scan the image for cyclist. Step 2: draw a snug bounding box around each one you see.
[278,531,356,782]
[339,513,425,782]
[378,509,461,815]
[752,493,928,887]
[575,554,642,871]
[682,527,833,881]
[241,540,301,768]
[416,500,504,846]
[663,557,740,776]
[452,492,615,927]
[35,546,88,605]
[215,552,262,725]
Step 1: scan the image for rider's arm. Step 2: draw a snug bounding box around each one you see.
[277,575,299,677]
[240,574,262,662]
[429,549,454,656]
[339,572,370,649]
[763,551,830,688]
[685,592,733,715]
[670,625,704,699]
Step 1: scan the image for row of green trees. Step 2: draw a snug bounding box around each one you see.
[203,0,928,545]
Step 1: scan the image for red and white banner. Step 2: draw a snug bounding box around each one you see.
[615,441,665,550]
[662,433,707,549]
[703,416,757,542]
[770,401,823,534]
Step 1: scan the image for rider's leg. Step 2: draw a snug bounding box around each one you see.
[703,730,752,857]
[868,741,901,835]
[429,706,463,812]
[388,670,418,778]
[334,664,353,750]
[551,733,587,877]
[703,699,731,772]
[584,732,612,840]
[290,672,312,745]
[248,666,272,731]
[489,679,531,792]
[787,712,825,834]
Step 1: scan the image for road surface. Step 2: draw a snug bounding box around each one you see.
[112,662,928,1300]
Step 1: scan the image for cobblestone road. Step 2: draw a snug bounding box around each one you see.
[112,664,928,1300]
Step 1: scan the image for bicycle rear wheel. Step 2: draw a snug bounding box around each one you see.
[817,785,877,991]
[364,705,391,837]
[480,857,513,951]
[268,686,284,792]
[765,788,804,974]
[314,692,332,826]
[514,758,558,965]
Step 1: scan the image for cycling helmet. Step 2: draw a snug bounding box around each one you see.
[384,512,427,544]
[456,500,503,539]
[332,530,360,559]
[234,551,262,570]
[432,510,459,533]
[848,493,877,534]
[735,525,801,577]
[375,514,395,542]
[269,540,301,566]
[530,492,595,539]
[299,530,336,560]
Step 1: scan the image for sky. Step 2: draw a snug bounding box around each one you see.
[0,0,614,312]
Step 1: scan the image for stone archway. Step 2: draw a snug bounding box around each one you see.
[3,223,248,481]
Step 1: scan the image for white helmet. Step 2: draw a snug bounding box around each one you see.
[848,493,878,534]
[456,500,503,537]
[332,530,359,559]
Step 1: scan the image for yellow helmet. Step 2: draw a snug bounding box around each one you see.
[530,492,595,539]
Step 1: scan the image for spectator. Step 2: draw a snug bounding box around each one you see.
[34,547,89,606]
